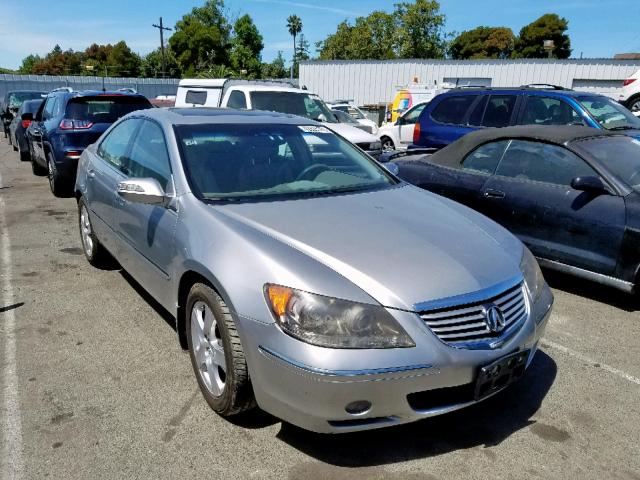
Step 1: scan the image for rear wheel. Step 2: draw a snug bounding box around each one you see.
[78,198,109,267]
[381,136,395,151]
[31,150,47,176]
[19,150,29,162]
[186,283,255,416]
[47,152,71,197]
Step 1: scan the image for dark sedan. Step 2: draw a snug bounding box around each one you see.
[1,90,45,137]
[8,99,43,161]
[394,125,640,293]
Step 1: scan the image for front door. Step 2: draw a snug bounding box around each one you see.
[113,119,177,301]
[480,139,625,275]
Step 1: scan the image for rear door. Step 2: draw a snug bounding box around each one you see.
[422,95,479,148]
[480,139,626,275]
[517,95,586,126]
[113,119,177,299]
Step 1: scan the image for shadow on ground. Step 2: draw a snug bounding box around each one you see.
[543,268,640,312]
[119,270,177,332]
[276,351,557,467]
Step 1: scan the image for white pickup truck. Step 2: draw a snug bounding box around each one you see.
[175,79,382,158]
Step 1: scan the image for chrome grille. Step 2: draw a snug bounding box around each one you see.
[419,283,528,346]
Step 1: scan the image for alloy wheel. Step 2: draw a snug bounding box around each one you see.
[190,300,227,397]
[79,205,94,257]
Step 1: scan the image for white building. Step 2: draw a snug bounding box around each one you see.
[300,59,640,105]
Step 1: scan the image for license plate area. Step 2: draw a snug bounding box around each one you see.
[474,349,529,400]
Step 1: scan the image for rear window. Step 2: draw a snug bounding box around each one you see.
[185,90,207,105]
[430,95,477,125]
[65,96,152,124]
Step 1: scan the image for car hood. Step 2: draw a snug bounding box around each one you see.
[214,185,523,311]
[323,122,379,144]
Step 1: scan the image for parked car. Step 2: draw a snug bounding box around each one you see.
[412,86,640,149]
[331,108,373,133]
[388,83,450,123]
[8,99,43,161]
[26,89,152,196]
[74,107,552,434]
[327,102,378,134]
[378,102,429,151]
[175,79,382,158]
[1,90,45,137]
[620,69,640,117]
[396,125,640,293]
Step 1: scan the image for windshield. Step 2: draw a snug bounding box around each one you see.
[249,91,337,123]
[175,123,396,202]
[578,96,640,130]
[573,136,640,191]
[333,105,366,119]
[8,92,43,109]
[332,109,358,124]
[65,96,152,123]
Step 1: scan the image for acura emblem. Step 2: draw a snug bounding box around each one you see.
[484,305,506,333]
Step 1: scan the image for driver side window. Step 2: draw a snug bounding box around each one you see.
[97,119,142,173]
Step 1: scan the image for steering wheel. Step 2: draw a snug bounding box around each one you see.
[296,163,330,181]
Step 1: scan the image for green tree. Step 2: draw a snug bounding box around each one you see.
[286,14,302,74]
[449,26,515,59]
[18,54,43,74]
[140,48,181,77]
[105,41,141,77]
[512,13,571,59]
[230,14,264,78]
[317,21,354,60]
[261,51,287,78]
[394,0,447,58]
[169,0,231,76]
[31,45,83,75]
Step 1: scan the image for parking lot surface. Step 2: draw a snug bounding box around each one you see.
[0,137,639,480]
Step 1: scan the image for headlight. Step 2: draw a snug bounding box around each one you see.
[264,284,415,349]
[520,247,545,302]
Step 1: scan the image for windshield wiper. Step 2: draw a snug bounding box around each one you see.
[607,125,637,131]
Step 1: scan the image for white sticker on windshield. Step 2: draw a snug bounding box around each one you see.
[298,125,331,134]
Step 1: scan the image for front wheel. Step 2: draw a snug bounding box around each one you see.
[381,136,395,151]
[186,283,255,416]
[628,95,640,117]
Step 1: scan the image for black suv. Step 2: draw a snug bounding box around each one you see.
[26,88,152,196]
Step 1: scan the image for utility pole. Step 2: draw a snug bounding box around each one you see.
[152,17,172,78]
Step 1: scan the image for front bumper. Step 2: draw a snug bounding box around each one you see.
[240,284,553,433]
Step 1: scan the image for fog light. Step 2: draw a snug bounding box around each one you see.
[345,400,371,415]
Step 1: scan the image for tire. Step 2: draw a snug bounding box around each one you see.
[186,283,255,416]
[31,152,47,176]
[381,136,395,151]
[47,151,71,197]
[19,150,30,162]
[77,197,109,267]
[627,95,640,116]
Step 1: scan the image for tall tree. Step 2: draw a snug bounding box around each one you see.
[18,54,43,74]
[230,14,264,77]
[286,14,302,75]
[141,48,180,77]
[31,45,83,75]
[512,13,571,59]
[394,0,447,58]
[105,41,141,77]
[169,0,231,76]
[450,26,515,59]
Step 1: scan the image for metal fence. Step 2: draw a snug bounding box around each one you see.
[300,59,640,105]
[0,74,180,100]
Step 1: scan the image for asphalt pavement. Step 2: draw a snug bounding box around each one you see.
[0,136,638,480]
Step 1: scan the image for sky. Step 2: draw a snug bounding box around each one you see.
[0,0,639,70]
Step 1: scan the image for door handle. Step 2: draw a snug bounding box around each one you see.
[87,169,96,178]
[484,189,506,199]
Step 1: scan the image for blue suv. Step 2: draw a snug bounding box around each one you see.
[411,85,640,149]
[26,88,152,197]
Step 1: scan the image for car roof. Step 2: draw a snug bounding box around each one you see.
[50,90,148,99]
[426,125,623,167]
[133,107,319,126]
[438,87,603,99]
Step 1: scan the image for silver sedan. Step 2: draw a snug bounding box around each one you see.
[74,107,553,433]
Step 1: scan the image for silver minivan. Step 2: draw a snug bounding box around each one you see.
[75,107,553,433]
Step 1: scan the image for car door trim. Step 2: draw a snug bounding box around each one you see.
[536,257,634,293]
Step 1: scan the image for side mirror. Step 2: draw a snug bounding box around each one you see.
[571,176,607,194]
[384,162,400,176]
[21,112,33,122]
[117,178,166,205]
[396,117,405,126]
